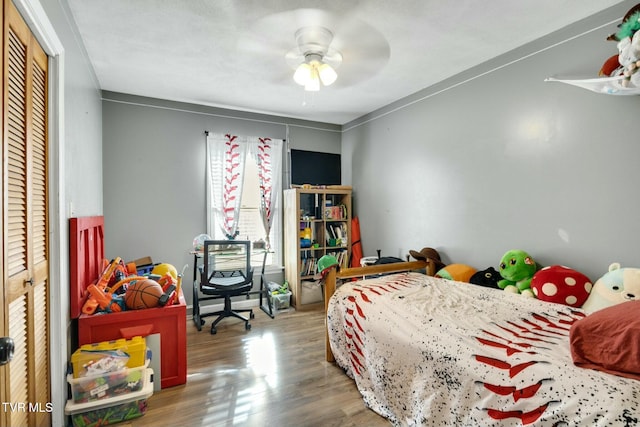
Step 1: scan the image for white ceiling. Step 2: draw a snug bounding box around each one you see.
[67,1,626,125]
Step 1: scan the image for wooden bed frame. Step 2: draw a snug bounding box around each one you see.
[323,259,435,362]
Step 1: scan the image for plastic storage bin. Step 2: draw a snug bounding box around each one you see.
[300,280,323,304]
[271,292,292,310]
[65,368,153,427]
[68,359,150,404]
[71,336,147,378]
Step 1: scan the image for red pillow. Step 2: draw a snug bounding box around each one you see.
[570,300,640,380]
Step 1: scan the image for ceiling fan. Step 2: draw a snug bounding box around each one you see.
[235,8,390,91]
[285,26,343,91]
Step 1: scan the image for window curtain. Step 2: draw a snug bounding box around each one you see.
[249,137,283,249]
[206,133,248,239]
[206,133,283,244]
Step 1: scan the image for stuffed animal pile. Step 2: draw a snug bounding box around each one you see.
[407,244,640,313]
[599,4,640,88]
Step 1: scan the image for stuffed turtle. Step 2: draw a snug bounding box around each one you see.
[497,249,537,297]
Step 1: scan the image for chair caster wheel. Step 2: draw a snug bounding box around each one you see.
[250,312,255,319]
[210,327,217,335]
[200,319,205,326]
[245,323,251,330]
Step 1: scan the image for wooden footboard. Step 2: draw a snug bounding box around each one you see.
[324,260,431,362]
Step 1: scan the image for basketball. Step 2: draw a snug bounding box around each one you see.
[124,279,164,310]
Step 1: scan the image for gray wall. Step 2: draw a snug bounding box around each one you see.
[41,0,104,217]
[36,1,103,426]
[342,1,640,281]
[101,92,340,307]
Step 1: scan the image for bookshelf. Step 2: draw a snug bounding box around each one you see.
[284,187,352,310]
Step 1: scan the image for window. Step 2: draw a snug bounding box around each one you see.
[206,133,283,271]
[232,157,280,269]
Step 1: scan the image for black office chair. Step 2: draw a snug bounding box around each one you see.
[193,240,255,334]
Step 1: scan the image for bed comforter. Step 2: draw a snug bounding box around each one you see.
[326,272,640,426]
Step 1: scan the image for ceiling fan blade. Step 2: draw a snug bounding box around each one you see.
[285,49,305,68]
[237,6,391,89]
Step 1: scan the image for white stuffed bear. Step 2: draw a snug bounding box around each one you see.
[581,263,640,313]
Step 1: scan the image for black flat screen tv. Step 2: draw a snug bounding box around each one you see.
[290,149,341,186]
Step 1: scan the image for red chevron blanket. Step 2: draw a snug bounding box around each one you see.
[327,272,640,426]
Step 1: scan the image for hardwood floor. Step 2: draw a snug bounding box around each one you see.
[127,307,390,427]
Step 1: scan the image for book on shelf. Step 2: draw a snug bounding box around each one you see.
[323,204,347,220]
[325,223,348,246]
[326,250,348,268]
[301,256,318,276]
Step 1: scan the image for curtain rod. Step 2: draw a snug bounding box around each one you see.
[204,130,285,141]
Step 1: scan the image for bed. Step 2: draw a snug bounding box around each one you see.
[323,261,640,426]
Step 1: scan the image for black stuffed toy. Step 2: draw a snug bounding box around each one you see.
[469,267,501,289]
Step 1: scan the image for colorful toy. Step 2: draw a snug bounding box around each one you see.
[82,257,123,315]
[469,267,501,289]
[435,264,477,283]
[71,336,146,377]
[85,284,125,313]
[81,351,129,377]
[172,264,188,305]
[531,265,592,307]
[86,275,144,314]
[152,263,178,280]
[497,249,537,297]
[582,263,640,313]
[70,364,145,403]
[124,279,164,309]
[70,398,148,427]
[158,277,177,306]
[270,281,290,295]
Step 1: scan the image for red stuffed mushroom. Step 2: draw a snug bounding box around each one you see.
[531,265,592,307]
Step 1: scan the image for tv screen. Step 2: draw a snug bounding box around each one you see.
[290,149,341,186]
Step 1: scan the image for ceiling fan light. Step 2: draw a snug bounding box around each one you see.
[318,63,337,86]
[304,69,320,91]
[293,63,312,86]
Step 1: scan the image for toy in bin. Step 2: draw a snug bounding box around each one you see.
[71,336,147,378]
[124,273,179,309]
[82,257,127,315]
[65,368,154,427]
[124,279,164,309]
[78,350,129,378]
[71,399,148,427]
[269,281,291,311]
[82,256,182,315]
[68,360,149,403]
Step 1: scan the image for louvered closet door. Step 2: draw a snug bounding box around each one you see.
[2,0,49,426]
